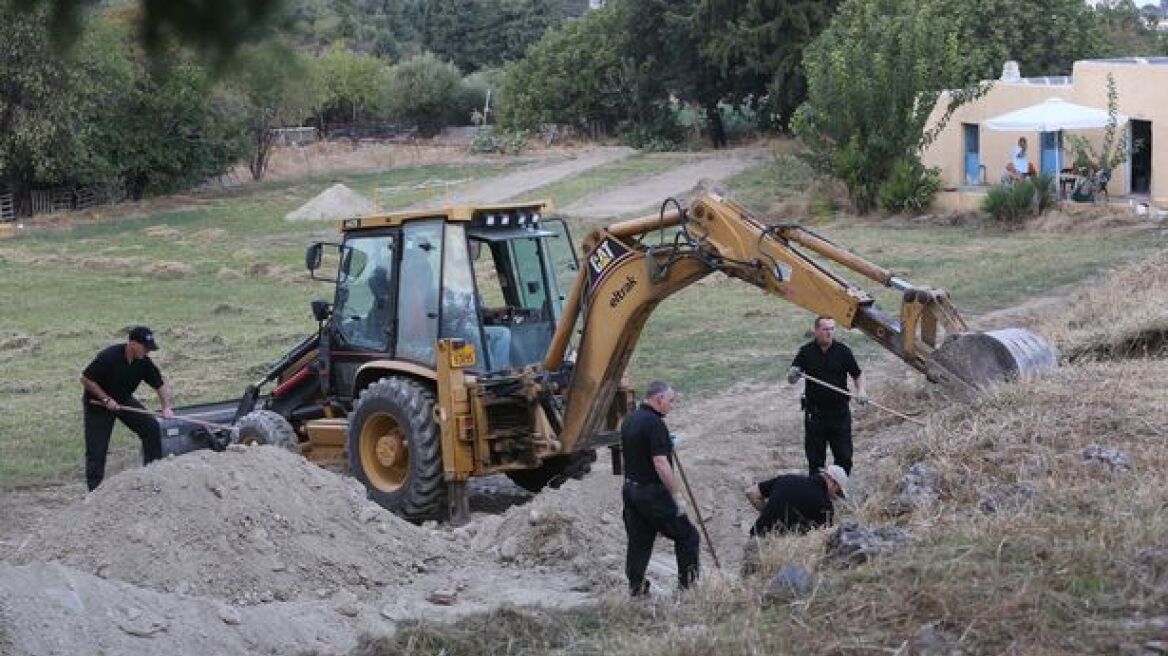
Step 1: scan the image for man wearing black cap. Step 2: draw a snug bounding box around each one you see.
[80,326,175,490]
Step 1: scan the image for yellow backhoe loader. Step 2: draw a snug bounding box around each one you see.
[160,191,1055,522]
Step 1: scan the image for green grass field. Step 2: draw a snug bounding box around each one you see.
[0,154,1155,486]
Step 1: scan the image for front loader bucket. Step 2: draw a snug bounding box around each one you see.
[926,328,1057,390]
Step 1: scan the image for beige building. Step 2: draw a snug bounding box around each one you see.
[923,58,1167,208]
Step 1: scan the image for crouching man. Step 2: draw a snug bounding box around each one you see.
[746,465,848,538]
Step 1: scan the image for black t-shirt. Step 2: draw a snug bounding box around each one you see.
[82,344,164,403]
[751,474,833,537]
[620,403,672,485]
[791,340,861,412]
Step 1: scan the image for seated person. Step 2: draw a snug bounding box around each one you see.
[1071,166,1095,202]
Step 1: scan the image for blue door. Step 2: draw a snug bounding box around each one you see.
[963,124,980,185]
[1040,131,1062,176]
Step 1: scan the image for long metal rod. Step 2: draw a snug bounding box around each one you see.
[88,400,233,432]
[673,449,721,570]
[800,373,927,427]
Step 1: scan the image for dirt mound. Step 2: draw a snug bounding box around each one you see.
[285,183,376,222]
[0,561,372,656]
[473,477,625,587]
[12,446,454,604]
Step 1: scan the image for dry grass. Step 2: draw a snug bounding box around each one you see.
[1037,249,1168,361]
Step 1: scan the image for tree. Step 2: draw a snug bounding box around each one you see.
[0,6,133,210]
[284,0,426,60]
[689,0,841,132]
[793,0,986,212]
[497,5,638,134]
[319,45,391,123]
[223,40,324,180]
[1095,0,1167,56]
[927,0,1106,79]
[423,0,566,73]
[384,53,462,137]
[109,62,250,199]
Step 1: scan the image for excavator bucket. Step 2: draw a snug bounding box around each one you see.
[926,328,1058,390]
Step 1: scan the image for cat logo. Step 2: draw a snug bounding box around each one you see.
[588,241,617,275]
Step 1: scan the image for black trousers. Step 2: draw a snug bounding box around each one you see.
[804,408,852,476]
[622,481,700,596]
[83,397,162,491]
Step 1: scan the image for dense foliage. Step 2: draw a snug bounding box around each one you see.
[5,0,1159,214]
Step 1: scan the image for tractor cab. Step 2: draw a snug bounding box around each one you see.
[308,202,578,383]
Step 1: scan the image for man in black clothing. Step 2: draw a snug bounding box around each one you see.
[789,316,867,476]
[620,380,700,597]
[80,326,175,491]
[745,465,848,537]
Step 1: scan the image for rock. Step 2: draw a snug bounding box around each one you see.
[499,537,521,562]
[1146,641,1167,654]
[116,606,168,637]
[380,602,410,621]
[1084,445,1130,470]
[335,603,361,618]
[978,481,1038,514]
[912,622,966,655]
[760,564,814,606]
[887,462,937,516]
[357,504,383,524]
[826,520,909,567]
[218,605,243,625]
[426,590,458,606]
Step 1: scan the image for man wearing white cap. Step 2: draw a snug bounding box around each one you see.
[744,465,848,537]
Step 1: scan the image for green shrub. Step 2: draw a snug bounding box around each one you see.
[620,112,689,151]
[468,128,527,155]
[878,158,941,214]
[1033,171,1057,213]
[982,179,1039,224]
[385,53,462,137]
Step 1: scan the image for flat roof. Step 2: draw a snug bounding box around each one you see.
[1082,57,1168,66]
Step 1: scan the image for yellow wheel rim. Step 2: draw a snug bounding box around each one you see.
[359,412,409,492]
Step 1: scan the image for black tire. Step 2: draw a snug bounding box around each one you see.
[347,377,444,521]
[234,410,299,451]
[505,449,597,494]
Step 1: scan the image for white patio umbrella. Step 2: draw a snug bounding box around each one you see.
[984,97,1127,132]
[985,97,1128,179]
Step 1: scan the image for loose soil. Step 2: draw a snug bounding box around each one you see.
[0,376,815,655]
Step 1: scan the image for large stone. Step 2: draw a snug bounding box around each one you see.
[978,481,1038,514]
[1083,445,1130,471]
[886,462,938,516]
[760,564,815,606]
[826,520,909,567]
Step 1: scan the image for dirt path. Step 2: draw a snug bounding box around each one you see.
[403,147,636,210]
[563,149,769,218]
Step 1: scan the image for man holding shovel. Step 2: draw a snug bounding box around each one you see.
[80,326,175,490]
[789,316,867,476]
[619,380,700,597]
